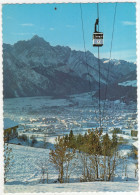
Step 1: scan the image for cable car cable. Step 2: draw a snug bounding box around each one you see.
[102,3,117,125]
[97,3,99,31]
[92,3,104,129]
[80,3,99,104]
[80,3,92,94]
[96,3,102,128]
[98,46,101,128]
[80,3,99,123]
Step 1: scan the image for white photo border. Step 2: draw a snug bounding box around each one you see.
[0,0,139,194]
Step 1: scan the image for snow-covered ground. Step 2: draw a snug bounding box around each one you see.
[4,93,138,192]
[5,181,138,193]
[4,141,138,192]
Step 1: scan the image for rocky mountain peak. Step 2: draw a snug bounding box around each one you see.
[3,36,136,100]
[30,35,50,46]
[31,35,45,42]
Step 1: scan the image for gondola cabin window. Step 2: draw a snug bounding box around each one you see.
[93,32,103,47]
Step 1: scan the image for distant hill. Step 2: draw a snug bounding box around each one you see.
[94,83,137,102]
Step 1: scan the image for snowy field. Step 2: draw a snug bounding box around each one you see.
[4,93,138,192]
[4,143,138,192]
[5,181,138,193]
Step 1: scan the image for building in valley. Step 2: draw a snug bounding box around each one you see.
[4,118,18,141]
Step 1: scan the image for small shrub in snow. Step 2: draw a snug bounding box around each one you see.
[18,134,28,142]
[36,160,49,184]
[111,128,122,134]
[118,136,128,144]
[30,135,37,147]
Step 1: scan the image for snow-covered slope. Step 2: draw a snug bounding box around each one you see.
[4,143,138,192]
[5,181,138,193]
[102,58,136,75]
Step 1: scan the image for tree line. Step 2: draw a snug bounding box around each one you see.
[50,128,119,183]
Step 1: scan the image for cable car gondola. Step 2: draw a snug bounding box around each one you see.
[93,18,103,47]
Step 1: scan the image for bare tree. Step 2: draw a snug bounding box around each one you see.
[49,136,75,183]
[79,152,91,182]
[4,141,13,183]
[65,148,75,183]
[37,159,49,184]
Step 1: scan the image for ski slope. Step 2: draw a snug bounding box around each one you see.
[4,143,138,193]
[5,181,138,193]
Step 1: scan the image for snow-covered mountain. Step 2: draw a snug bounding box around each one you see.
[3,35,136,99]
[118,80,136,87]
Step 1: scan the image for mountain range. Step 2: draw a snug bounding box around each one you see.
[3,35,137,101]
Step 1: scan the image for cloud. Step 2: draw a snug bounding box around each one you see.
[66,25,74,28]
[122,21,136,26]
[21,23,34,26]
[12,33,35,36]
[49,27,54,31]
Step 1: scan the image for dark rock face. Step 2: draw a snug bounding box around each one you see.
[3,35,136,101]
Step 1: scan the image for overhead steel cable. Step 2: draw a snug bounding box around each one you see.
[102,3,117,125]
[96,3,102,128]
[98,47,101,128]
[79,3,99,125]
[97,3,99,24]
[80,3,92,94]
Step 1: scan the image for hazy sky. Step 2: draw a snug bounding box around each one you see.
[2,3,136,62]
